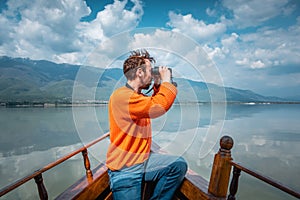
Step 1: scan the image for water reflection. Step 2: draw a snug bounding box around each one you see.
[0,107,81,156]
[222,104,300,199]
[0,104,300,200]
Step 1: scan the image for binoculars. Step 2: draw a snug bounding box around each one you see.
[151,66,177,87]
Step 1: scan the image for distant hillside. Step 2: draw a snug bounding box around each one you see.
[0,56,288,104]
[285,95,300,101]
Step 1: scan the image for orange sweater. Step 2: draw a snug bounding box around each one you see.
[106,82,177,170]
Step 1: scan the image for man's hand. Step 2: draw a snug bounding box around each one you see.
[159,66,171,83]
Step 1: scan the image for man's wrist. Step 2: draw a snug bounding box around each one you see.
[161,77,171,83]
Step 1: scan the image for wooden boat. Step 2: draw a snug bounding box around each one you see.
[1,133,299,200]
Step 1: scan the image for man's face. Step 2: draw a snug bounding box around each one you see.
[140,59,153,90]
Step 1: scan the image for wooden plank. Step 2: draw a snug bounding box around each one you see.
[103,192,113,200]
[177,169,225,200]
[56,163,110,200]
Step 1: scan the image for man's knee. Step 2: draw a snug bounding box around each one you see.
[177,156,188,174]
[170,156,188,177]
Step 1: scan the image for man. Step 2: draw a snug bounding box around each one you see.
[106,49,187,200]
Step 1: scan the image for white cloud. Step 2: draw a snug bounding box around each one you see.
[221,33,239,47]
[163,0,299,73]
[0,0,90,62]
[129,29,224,85]
[130,29,197,53]
[204,15,300,71]
[206,8,216,17]
[222,0,294,28]
[236,23,300,68]
[167,11,227,42]
[86,29,200,69]
[251,60,265,69]
[0,0,143,64]
[203,45,224,60]
[83,28,225,85]
[97,0,143,36]
[236,57,248,65]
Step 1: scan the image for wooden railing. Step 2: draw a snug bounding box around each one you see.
[0,132,110,199]
[207,135,300,199]
[228,161,300,199]
[208,135,234,198]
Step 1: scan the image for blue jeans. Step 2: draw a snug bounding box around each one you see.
[108,153,188,200]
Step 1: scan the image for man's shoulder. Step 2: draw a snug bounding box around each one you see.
[113,86,131,93]
[110,86,133,98]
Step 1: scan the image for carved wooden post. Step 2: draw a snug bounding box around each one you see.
[208,135,234,197]
[34,174,48,200]
[227,166,241,200]
[82,148,93,180]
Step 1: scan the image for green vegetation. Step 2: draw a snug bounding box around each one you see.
[0,56,292,106]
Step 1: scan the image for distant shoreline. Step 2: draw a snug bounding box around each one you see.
[0,102,109,108]
[1,101,300,108]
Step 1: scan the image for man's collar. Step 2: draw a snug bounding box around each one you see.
[125,82,134,91]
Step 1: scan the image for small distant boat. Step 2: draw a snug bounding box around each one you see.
[1,133,299,200]
[243,102,256,105]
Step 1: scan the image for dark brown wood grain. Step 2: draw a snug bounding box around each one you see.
[55,163,110,200]
[208,136,233,198]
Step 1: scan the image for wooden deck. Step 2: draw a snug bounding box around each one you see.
[55,163,224,200]
[55,163,111,200]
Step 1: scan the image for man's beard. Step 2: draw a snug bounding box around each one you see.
[141,82,152,90]
[140,78,153,90]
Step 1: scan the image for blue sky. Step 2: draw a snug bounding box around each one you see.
[0,0,299,98]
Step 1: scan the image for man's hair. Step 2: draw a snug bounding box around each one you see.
[123,49,155,80]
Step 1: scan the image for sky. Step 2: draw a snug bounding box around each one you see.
[0,0,299,98]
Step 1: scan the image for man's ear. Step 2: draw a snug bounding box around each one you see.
[137,67,143,77]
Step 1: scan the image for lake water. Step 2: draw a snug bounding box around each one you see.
[0,104,299,199]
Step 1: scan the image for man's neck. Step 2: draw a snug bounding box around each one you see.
[126,81,141,93]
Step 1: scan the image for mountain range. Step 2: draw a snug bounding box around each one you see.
[0,56,289,104]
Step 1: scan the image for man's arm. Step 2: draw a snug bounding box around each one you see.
[129,82,177,119]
